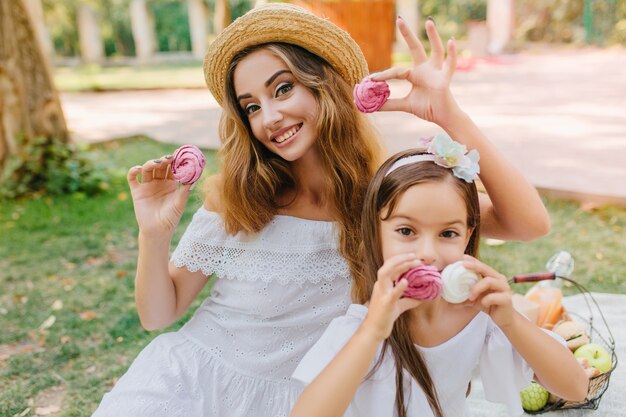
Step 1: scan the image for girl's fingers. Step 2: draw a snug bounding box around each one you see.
[443,38,457,81]
[392,278,409,298]
[397,16,428,65]
[469,276,510,302]
[463,256,505,282]
[377,254,420,286]
[480,292,511,310]
[425,19,445,68]
[398,297,421,313]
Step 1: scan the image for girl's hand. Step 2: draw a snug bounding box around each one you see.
[464,255,516,328]
[362,254,422,342]
[372,17,460,126]
[127,156,192,238]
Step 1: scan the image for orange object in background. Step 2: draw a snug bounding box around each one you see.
[525,284,564,330]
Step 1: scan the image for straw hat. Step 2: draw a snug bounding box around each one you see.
[203,3,368,105]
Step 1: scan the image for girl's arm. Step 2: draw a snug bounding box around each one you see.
[500,311,589,401]
[373,18,550,241]
[465,256,589,401]
[127,159,214,330]
[290,254,421,417]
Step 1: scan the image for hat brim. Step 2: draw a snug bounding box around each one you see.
[203,3,369,105]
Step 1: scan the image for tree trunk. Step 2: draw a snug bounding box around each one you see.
[214,0,231,34]
[22,0,54,65]
[130,0,157,62]
[0,0,68,168]
[187,0,209,59]
[78,3,104,64]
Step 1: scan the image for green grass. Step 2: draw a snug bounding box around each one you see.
[52,53,418,92]
[53,62,206,92]
[1,136,625,415]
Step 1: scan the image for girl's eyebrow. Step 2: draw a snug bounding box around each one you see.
[388,213,465,227]
[236,69,292,103]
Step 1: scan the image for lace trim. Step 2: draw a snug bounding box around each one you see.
[171,207,350,284]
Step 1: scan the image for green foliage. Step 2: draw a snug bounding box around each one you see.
[516,0,585,43]
[459,0,487,21]
[152,0,191,52]
[0,136,110,199]
[101,0,135,57]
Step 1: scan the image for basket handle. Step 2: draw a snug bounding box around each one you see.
[512,272,556,283]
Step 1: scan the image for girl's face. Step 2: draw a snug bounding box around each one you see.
[233,49,320,162]
[380,180,472,272]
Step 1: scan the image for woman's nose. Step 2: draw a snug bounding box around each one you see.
[262,102,283,130]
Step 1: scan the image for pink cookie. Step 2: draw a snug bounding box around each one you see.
[171,144,206,185]
[397,265,442,300]
[353,77,390,113]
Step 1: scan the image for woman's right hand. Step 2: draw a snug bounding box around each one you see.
[362,254,422,342]
[127,156,192,238]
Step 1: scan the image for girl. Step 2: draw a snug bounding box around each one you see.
[93,4,551,416]
[290,140,589,417]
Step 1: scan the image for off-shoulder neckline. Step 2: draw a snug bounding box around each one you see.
[199,206,336,225]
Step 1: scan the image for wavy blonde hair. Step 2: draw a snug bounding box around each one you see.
[214,43,382,282]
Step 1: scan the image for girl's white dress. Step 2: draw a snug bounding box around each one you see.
[93,208,351,417]
[293,304,565,417]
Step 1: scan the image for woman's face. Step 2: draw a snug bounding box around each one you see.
[380,179,472,273]
[233,48,320,162]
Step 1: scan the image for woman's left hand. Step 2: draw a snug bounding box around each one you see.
[463,255,516,328]
[372,17,460,126]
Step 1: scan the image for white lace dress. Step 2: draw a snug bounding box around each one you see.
[92,207,351,417]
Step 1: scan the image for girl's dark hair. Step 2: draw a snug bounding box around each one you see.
[357,148,481,417]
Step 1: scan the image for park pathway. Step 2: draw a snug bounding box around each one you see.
[61,46,626,205]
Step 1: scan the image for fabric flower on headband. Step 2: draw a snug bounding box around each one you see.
[387,134,480,183]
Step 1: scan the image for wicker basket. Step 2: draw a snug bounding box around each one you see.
[511,273,618,413]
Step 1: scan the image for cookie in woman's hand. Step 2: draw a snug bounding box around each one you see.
[353,76,390,113]
[171,144,206,185]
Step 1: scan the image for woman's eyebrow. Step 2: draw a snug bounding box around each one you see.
[265,69,291,87]
[237,70,292,102]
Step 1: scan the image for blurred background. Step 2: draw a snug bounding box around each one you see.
[1,1,625,416]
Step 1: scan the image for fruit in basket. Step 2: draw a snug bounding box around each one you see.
[553,320,590,351]
[574,343,612,373]
[525,284,563,330]
[577,357,602,378]
[520,382,549,411]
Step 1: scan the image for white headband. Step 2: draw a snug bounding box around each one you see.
[385,134,480,183]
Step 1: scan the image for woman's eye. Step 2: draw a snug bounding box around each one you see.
[397,227,413,236]
[245,104,260,115]
[276,82,293,97]
[441,230,459,238]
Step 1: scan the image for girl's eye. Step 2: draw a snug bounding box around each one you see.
[276,82,293,97]
[441,230,460,238]
[245,104,260,115]
[397,227,413,236]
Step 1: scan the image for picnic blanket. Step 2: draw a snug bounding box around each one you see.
[468,293,624,417]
